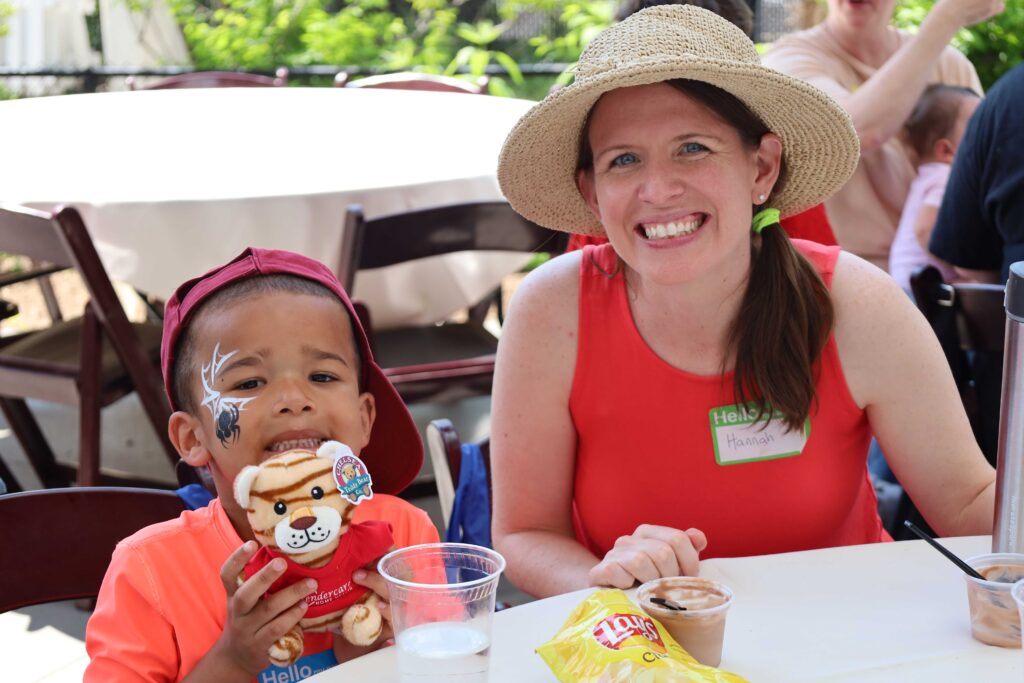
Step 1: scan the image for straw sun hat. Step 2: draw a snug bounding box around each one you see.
[497,4,860,235]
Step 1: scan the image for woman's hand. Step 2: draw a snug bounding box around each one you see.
[934,0,1004,30]
[587,525,707,589]
[332,565,395,663]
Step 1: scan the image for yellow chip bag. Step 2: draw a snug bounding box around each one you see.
[536,589,748,683]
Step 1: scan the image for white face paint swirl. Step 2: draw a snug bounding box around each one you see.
[201,342,254,447]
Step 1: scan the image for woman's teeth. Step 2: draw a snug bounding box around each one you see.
[642,218,701,240]
[267,438,326,452]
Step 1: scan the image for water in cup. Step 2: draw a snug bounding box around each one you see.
[396,622,491,682]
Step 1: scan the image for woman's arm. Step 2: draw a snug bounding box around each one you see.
[832,252,995,535]
[490,252,599,597]
[834,0,997,151]
[491,252,707,597]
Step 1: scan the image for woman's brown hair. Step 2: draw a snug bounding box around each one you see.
[577,79,835,431]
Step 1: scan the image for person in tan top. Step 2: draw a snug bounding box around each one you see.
[763,0,1002,271]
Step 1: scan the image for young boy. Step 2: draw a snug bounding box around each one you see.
[84,248,439,682]
[889,84,980,294]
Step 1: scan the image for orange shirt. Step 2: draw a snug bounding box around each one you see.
[84,495,438,682]
[570,241,886,559]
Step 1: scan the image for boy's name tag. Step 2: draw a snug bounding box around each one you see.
[709,402,809,465]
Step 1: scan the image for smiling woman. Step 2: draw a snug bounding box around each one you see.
[488,5,997,599]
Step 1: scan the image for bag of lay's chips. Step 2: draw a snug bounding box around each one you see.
[536,590,748,683]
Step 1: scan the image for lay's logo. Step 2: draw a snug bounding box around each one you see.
[592,612,665,651]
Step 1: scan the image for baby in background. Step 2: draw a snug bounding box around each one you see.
[889,84,980,294]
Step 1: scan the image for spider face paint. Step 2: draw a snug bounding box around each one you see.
[201,342,254,448]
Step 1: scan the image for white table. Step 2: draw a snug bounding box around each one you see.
[0,87,536,328]
[317,536,1022,682]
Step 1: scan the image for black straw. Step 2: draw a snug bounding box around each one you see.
[650,596,687,611]
[903,521,986,580]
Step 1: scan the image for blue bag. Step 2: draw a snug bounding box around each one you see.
[176,483,215,510]
[443,442,492,548]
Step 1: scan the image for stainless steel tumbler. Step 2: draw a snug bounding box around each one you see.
[993,263,1024,553]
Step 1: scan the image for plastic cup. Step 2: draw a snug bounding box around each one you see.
[964,553,1024,648]
[637,577,733,667]
[1013,580,1024,650]
[379,543,506,683]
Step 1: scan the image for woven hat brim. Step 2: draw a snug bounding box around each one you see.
[498,58,859,235]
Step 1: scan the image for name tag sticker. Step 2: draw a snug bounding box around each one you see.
[258,648,337,683]
[709,403,809,465]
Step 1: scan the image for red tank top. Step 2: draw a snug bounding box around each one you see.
[569,240,885,559]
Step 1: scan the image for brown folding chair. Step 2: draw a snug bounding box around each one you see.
[126,68,289,90]
[342,72,488,94]
[343,201,568,404]
[0,487,185,612]
[0,204,176,489]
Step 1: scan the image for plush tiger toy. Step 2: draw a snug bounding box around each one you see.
[234,440,394,667]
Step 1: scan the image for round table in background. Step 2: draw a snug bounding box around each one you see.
[0,87,536,328]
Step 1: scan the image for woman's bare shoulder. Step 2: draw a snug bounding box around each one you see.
[830,250,911,324]
[505,249,582,328]
[829,250,936,405]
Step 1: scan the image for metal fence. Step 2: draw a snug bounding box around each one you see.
[0,0,821,97]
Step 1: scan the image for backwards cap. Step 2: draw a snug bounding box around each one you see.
[159,247,422,496]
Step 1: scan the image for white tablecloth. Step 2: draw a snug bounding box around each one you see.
[0,88,536,328]
[316,536,1022,682]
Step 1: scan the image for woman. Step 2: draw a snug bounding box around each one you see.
[763,0,1002,270]
[491,6,995,599]
[568,0,838,253]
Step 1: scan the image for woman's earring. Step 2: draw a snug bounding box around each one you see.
[758,194,766,203]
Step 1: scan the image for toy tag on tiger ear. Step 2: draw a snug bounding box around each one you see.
[333,452,374,505]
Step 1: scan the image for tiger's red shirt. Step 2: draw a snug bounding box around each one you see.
[243,520,394,618]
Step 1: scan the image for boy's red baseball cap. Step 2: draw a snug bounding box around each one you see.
[160,247,422,496]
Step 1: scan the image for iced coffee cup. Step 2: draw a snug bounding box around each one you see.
[637,577,733,667]
[964,553,1024,648]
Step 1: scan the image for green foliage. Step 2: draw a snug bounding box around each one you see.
[0,0,13,99]
[167,0,325,70]
[165,0,617,98]
[300,0,458,70]
[527,1,613,63]
[894,0,1023,89]
[0,1,14,38]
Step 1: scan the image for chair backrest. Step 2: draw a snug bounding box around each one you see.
[127,68,288,90]
[0,204,173,451]
[910,266,1006,355]
[344,202,569,281]
[344,72,488,94]
[426,418,490,530]
[0,487,185,611]
[910,265,1005,464]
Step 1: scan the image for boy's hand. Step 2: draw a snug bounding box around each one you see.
[209,541,318,676]
[332,561,394,663]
